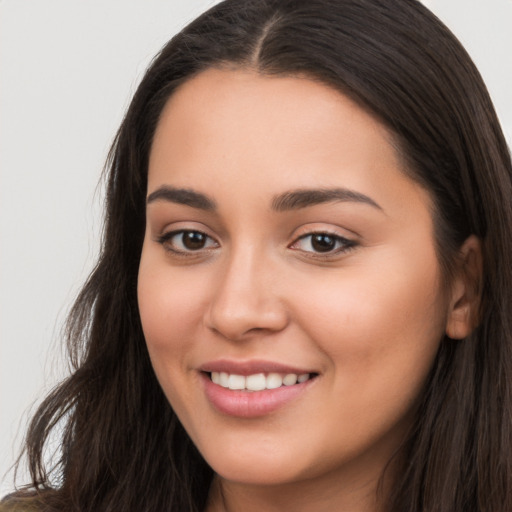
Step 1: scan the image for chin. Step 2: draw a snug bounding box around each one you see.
[213,460,304,486]
[199,437,310,486]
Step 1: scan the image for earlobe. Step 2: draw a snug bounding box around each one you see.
[445,235,483,340]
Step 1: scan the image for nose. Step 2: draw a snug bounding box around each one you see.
[204,248,289,341]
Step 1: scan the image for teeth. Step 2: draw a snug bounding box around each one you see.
[228,374,245,390]
[210,372,311,391]
[246,373,266,391]
[283,374,298,386]
[266,373,283,389]
[219,372,229,387]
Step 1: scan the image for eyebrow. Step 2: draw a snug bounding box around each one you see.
[146,185,382,213]
[271,188,382,212]
[146,186,216,210]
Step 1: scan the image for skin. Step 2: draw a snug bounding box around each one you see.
[138,68,477,512]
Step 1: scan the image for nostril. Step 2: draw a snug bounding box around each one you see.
[205,272,289,341]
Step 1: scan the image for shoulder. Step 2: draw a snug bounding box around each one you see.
[0,504,40,512]
[0,495,41,512]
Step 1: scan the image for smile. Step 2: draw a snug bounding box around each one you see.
[210,372,311,391]
[201,366,318,417]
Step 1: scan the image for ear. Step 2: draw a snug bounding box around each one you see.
[445,235,483,340]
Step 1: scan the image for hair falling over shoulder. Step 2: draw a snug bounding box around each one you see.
[4,1,512,511]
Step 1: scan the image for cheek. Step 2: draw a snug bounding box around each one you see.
[137,251,213,408]
[300,247,446,347]
[138,256,204,350]
[294,251,447,411]
[137,253,209,423]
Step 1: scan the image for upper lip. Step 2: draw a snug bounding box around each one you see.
[199,359,317,376]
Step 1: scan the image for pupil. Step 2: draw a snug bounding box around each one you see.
[183,231,206,250]
[311,234,335,252]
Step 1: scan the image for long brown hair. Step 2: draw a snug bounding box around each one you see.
[6,0,512,510]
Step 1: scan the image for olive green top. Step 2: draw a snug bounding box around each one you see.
[0,498,40,512]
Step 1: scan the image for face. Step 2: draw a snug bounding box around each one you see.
[138,68,455,491]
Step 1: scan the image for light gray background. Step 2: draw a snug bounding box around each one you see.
[1,0,511,494]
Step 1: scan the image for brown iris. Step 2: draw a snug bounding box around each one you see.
[182,231,207,250]
[310,234,336,252]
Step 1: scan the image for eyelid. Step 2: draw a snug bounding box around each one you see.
[156,227,220,256]
[288,226,358,257]
[152,219,217,241]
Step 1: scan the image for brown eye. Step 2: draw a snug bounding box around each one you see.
[311,234,336,252]
[182,231,207,250]
[158,230,218,254]
[291,232,356,255]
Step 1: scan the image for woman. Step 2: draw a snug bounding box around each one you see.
[3,0,512,510]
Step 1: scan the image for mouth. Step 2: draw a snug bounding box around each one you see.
[207,371,317,391]
[200,364,319,417]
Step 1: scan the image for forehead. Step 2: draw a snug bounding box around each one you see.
[148,68,431,221]
[151,68,391,160]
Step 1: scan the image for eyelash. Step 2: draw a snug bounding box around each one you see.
[156,230,218,256]
[290,232,357,257]
[156,229,357,258]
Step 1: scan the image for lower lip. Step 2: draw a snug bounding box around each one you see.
[201,373,315,418]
